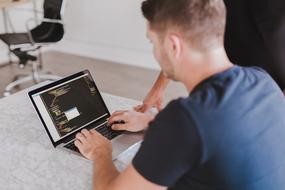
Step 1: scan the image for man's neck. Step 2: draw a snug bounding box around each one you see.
[180,47,233,92]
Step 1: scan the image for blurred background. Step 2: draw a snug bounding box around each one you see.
[0,0,187,103]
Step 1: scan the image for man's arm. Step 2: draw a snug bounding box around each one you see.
[75,101,201,190]
[75,129,166,190]
[92,153,119,190]
[135,71,170,112]
[95,163,167,190]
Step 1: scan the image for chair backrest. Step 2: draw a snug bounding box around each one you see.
[31,0,66,43]
[43,0,64,19]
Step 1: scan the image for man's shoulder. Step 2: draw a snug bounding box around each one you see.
[157,66,283,123]
[187,66,279,111]
[156,99,192,121]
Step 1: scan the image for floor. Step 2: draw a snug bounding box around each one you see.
[0,51,188,105]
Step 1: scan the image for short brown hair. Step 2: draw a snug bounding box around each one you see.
[141,0,226,51]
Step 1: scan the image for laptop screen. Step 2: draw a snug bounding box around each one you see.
[31,73,109,142]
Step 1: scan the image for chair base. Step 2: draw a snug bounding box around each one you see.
[4,73,61,97]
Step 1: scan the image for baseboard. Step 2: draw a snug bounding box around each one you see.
[53,39,160,70]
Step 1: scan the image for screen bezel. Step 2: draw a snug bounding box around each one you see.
[28,70,111,147]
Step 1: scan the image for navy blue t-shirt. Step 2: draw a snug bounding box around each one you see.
[133,66,285,190]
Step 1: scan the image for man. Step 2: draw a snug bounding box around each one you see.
[75,0,285,189]
[136,0,285,112]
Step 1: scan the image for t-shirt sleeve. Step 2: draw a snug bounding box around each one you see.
[132,100,202,187]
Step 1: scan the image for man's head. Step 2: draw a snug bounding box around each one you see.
[141,0,226,80]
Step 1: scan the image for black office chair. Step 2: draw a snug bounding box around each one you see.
[0,0,67,96]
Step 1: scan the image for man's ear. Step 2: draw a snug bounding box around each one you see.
[165,33,182,60]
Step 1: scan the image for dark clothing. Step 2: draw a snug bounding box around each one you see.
[224,0,285,89]
[133,66,285,190]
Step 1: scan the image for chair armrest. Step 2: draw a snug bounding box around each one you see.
[25,18,64,44]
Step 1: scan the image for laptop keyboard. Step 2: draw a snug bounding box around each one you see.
[64,122,121,153]
[95,122,121,140]
[64,141,80,153]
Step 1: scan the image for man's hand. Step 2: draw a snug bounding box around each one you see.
[134,89,164,113]
[75,129,112,161]
[135,71,170,113]
[108,110,155,132]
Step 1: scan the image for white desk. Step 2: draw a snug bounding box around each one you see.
[0,82,141,189]
[0,0,32,9]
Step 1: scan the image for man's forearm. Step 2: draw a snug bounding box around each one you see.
[153,71,170,91]
[93,156,119,190]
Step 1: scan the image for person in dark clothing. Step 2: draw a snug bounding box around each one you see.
[224,0,285,89]
[73,0,285,190]
[135,0,285,113]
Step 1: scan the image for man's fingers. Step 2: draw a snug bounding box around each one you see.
[90,129,110,140]
[111,124,126,131]
[134,105,143,112]
[134,104,149,113]
[76,132,87,143]
[108,111,127,124]
[90,129,101,136]
[108,111,124,123]
[74,139,82,148]
[140,104,152,113]
[81,129,91,138]
[140,106,148,113]
[108,113,128,125]
[111,110,127,117]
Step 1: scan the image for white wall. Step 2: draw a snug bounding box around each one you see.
[0,41,7,63]
[0,0,159,70]
[54,0,159,70]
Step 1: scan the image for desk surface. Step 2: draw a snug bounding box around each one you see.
[0,82,141,189]
[0,0,32,9]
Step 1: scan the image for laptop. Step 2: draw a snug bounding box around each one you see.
[28,70,143,160]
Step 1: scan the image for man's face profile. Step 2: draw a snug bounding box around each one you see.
[147,25,177,80]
